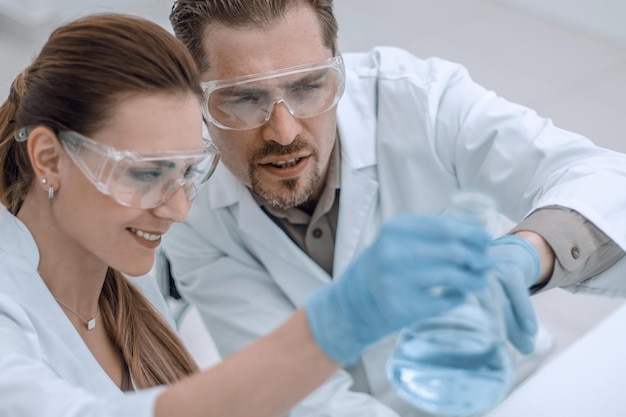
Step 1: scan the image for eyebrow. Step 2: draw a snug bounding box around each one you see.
[283,69,329,89]
[128,160,177,169]
[215,67,333,97]
[213,85,268,98]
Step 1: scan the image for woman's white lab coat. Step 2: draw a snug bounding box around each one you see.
[164,47,626,417]
[0,209,170,416]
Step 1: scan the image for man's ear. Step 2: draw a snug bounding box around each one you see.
[27,126,62,191]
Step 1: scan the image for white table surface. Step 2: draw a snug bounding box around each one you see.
[485,302,626,417]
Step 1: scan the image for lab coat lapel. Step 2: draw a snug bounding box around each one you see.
[22,275,125,397]
[233,161,381,305]
[332,69,381,278]
[333,162,380,278]
[207,164,331,302]
[237,191,331,307]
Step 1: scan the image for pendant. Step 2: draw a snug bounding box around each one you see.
[87,318,96,330]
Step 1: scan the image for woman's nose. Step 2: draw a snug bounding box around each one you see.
[151,186,191,223]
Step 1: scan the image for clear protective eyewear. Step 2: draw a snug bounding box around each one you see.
[201,54,345,130]
[57,130,220,209]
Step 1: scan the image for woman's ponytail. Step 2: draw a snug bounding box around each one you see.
[0,70,35,214]
[100,269,199,388]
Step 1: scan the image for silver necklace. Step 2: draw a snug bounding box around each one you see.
[54,297,99,330]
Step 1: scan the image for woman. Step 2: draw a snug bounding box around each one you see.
[0,13,493,417]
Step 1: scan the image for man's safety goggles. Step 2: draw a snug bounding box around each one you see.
[201,54,345,131]
[57,131,220,209]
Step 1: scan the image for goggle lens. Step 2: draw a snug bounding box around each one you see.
[202,55,345,130]
[108,153,218,208]
[59,131,220,209]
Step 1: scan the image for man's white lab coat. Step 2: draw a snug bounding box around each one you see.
[164,47,626,417]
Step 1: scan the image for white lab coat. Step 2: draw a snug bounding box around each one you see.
[0,209,170,417]
[164,47,626,417]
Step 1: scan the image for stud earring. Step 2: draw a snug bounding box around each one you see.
[41,178,54,199]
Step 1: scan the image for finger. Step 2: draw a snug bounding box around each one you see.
[496,267,538,336]
[497,291,536,354]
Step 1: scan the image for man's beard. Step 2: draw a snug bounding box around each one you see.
[252,168,321,209]
[249,138,320,210]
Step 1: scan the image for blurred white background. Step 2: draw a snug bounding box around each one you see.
[1,0,625,362]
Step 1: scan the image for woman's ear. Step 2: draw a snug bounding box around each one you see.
[27,126,62,191]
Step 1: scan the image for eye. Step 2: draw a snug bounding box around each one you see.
[184,164,202,179]
[287,70,331,97]
[220,88,268,107]
[126,161,176,182]
[292,82,322,93]
[229,93,262,106]
[288,80,329,103]
[127,167,164,182]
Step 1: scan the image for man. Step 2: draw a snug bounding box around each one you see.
[163,1,626,416]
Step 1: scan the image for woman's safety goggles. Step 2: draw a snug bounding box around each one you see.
[57,131,220,209]
[201,54,345,130]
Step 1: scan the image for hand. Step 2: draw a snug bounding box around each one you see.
[489,234,541,354]
[305,214,495,365]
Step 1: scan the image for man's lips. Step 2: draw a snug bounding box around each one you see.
[260,156,303,168]
[257,152,310,167]
[257,154,310,179]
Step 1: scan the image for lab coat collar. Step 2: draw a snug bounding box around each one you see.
[0,207,40,268]
[336,62,378,170]
[204,161,248,210]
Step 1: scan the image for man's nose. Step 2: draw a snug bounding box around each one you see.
[260,99,302,146]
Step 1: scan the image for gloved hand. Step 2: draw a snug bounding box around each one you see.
[488,234,541,354]
[305,213,495,365]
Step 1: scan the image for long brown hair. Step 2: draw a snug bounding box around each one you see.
[170,0,338,73]
[0,13,200,387]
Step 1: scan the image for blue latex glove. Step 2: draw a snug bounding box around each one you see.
[488,234,541,354]
[305,214,495,365]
